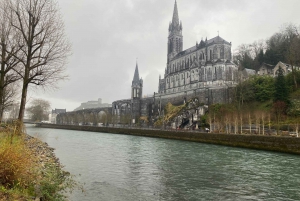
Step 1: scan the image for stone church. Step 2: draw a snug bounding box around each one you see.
[112,1,239,125]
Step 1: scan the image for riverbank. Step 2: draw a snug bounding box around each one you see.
[0,126,76,201]
[36,123,300,155]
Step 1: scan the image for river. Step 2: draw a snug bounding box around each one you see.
[25,125,300,201]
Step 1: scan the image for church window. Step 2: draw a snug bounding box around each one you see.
[210,50,212,60]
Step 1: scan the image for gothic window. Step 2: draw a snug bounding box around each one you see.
[200,69,203,82]
[210,50,212,60]
[207,68,212,81]
[220,47,224,59]
[214,67,217,80]
[179,39,181,51]
[217,67,222,80]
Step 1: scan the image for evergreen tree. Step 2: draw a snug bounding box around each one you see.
[257,49,264,64]
[274,67,289,104]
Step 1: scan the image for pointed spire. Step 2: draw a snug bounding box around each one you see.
[172,0,179,26]
[133,62,140,83]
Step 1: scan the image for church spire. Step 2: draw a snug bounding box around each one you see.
[172,0,179,26]
[167,0,183,63]
[133,62,140,83]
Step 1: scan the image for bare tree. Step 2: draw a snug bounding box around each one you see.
[27,98,50,122]
[0,0,22,121]
[9,0,71,121]
[285,24,300,89]
[1,82,18,116]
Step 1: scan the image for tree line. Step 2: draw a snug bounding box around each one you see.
[208,67,300,135]
[0,0,70,123]
[234,24,300,74]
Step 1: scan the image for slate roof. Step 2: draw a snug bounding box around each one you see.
[173,36,231,60]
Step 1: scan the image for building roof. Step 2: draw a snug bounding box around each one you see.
[173,35,231,60]
[206,36,230,45]
[260,62,275,69]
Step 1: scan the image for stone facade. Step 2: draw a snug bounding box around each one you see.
[112,1,239,125]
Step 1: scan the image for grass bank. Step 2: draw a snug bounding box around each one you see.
[0,123,77,201]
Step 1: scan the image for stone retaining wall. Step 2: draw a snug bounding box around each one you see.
[36,123,300,155]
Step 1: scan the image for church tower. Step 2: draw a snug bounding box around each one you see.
[131,62,143,123]
[167,0,183,63]
[131,62,143,99]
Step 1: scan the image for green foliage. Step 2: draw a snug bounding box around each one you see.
[286,70,300,90]
[240,53,255,70]
[235,79,255,105]
[39,163,77,201]
[257,49,264,65]
[250,76,275,102]
[288,100,300,117]
[274,67,289,103]
[264,49,282,65]
[235,75,275,104]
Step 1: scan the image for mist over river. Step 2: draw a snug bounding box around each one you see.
[26,125,300,201]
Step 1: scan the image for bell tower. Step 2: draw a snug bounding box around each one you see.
[167,0,183,63]
[131,62,143,124]
[131,62,143,99]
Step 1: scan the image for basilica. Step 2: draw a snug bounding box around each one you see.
[112,1,241,125]
[159,0,237,95]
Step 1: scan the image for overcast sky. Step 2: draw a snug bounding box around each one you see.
[29,0,300,111]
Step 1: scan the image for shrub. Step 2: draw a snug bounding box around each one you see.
[0,136,36,189]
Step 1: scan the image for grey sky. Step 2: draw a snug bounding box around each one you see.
[30,0,300,111]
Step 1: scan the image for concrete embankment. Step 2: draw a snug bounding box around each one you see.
[36,123,300,155]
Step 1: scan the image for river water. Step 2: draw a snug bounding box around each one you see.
[25,125,300,201]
